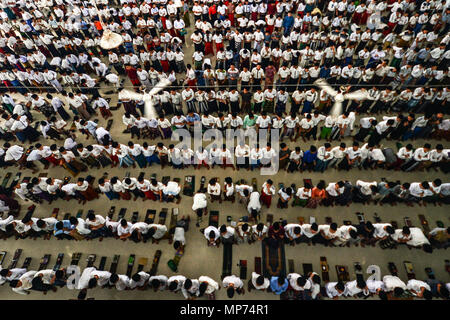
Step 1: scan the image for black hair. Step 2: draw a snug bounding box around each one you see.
[394,287,404,297]
[423,289,432,300]
[297,276,307,287]
[184,279,192,289]
[109,273,119,283]
[439,286,449,299]
[423,244,433,253]
[312,274,321,285]
[0,269,9,277]
[150,279,160,289]
[227,287,235,298]
[386,226,395,234]
[256,276,265,286]
[168,281,178,291]
[379,290,388,300]
[336,281,345,291]
[88,278,98,289]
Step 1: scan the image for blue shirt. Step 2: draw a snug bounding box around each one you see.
[417,48,429,60]
[319,67,330,78]
[303,150,317,163]
[282,16,294,29]
[54,220,73,236]
[270,277,289,295]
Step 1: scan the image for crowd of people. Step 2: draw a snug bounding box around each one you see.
[3,172,448,215]
[0,0,448,131]
[202,219,449,251]
[2,199,447,251]
[0,0,448,301]
[11,174,185,205]
[192,177,450,215]
[121,109,450,143]
[0,205,189,244]
[1,139,449,179]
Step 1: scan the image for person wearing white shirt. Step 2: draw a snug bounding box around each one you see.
[117,219,133,241]
[325,181,347,206]
[10,270,37,295]
[207,178,221,203]
[197,276,219,297]
[405,279,432,299]
[284,223,302,245]
[288,273,312,294]
[256,113,271,130]
[403,144,431,172]
[204,225,220,247]
[326,281,345,299]
[222,274,244,298]
[383,275,407,295]
[192,190,208,224]
[219,224,235,244]
[235,142,250,170]
[109,273,130,291]
[195,147,210,170]
[129,271,150,290]
[315,143,333,172]
[146,224,168,243]
[249,272,270,291]
[247,191,261,220]
[162,180,182,203]
[344,279,369,298]
[0,267,27,286]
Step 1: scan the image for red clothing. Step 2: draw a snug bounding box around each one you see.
[120,192,131,200]
[146,42,154,51]
[45,155,59,166]
[260,192,272,208]
[144,190,156,200]
[228,13,234,26]
[168,28,176,37]
[110,154,119,165]
[215,42,224,52]
[161,60,169,72]
[385,22,396,35]
[209,5,217,15]
[126,67,140,86]
[187,79,197,88]
[361,12,369,24]
[268,3,276,15]
[268,225,285,240]
[352,12,362,24]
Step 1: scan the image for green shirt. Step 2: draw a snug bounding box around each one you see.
[243,115,258,129]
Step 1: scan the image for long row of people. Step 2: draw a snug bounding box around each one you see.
[1,139,449,180]
[202,218,447,252]
[1,258,449,300]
